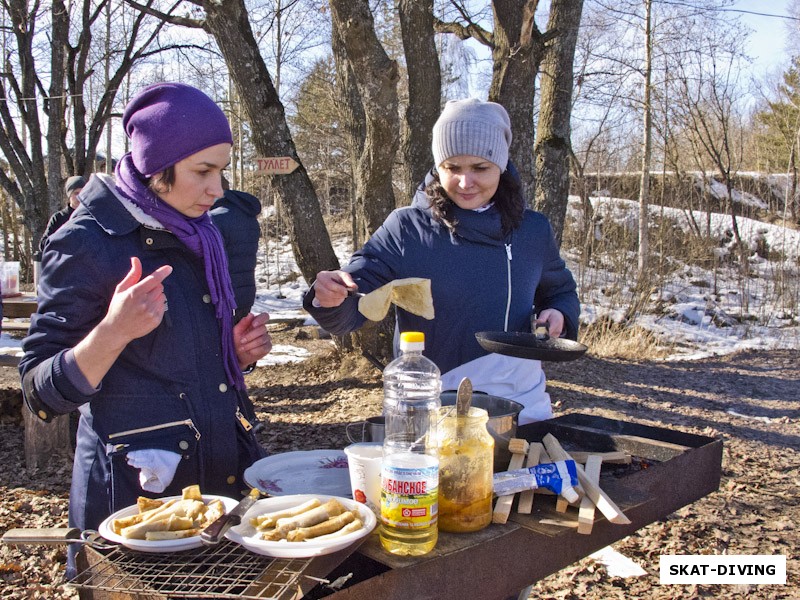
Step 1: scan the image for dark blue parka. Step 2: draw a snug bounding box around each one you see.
[210,190,261,323]
[304,179,580,375]
[20,175,265,540]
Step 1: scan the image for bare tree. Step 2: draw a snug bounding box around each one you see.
[670,28,750,304]
[328,0,399,239]
[0,0,178,247]
[330,15,367,249]
[434,1,548,203]
[533,0,584,244]
[128,0,340,283]
[327,0,400,363]
[433,1,584,240]
[398,0,441,192]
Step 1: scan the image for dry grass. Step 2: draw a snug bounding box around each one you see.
[580,319,674,360]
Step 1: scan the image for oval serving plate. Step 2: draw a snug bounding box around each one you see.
[98,494,239,553]
[226,494,377,558]
[244,450,351,497]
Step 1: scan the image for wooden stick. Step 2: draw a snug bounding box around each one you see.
[538,518,579,528]
[577,454,603,534]
[555,450,580,513]
[542,434,631,525]
[556,493,572,512]
[569,451,631,465]
[516,442,542,514]
[492,438,528,524]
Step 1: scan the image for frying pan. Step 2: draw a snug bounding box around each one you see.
[475,330,588,362]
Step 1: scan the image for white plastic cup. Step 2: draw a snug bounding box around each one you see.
[0,261,20,297]
[344,442,383,516]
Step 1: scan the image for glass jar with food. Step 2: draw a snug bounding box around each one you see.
[436,406,494,533]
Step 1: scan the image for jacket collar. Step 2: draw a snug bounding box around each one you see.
[411,168,506,246]
[79,174,166,236]
[213,189,262,217]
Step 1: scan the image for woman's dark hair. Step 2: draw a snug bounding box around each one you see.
[148,166,176,195]
[425,167,525,235]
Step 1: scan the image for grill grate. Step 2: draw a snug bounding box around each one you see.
[71,541,315,599]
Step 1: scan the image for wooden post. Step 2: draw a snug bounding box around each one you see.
[23,410,71,470]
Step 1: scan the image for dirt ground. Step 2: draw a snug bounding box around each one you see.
[0,324,797,599]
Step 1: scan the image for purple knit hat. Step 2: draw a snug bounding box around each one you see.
[122,82,233,177]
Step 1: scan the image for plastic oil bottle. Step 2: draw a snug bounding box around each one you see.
[379,331,441,555]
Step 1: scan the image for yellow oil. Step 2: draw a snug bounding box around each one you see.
[438,493,493,533]
[437,409,494,533]
[379,451,438,556]
[379,522,438,555]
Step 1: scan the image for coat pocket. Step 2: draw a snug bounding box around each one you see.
[106,419,201,508]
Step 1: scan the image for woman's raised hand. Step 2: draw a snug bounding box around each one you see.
[73,257,173,389]
[313,270,357,307]
[106,257,173,344]
[233,312,272,368]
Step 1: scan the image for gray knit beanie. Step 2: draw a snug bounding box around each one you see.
[432,98,512,171]
[64,175,86,196]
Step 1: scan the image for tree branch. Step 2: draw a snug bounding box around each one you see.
[124,0,205,29]
[433,17,493,47]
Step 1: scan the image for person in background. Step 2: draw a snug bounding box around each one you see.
[210,183,262,324]
[304,98,580,426]
[19,82,271,578]
[38,175,86,255]
[210,182,264,431]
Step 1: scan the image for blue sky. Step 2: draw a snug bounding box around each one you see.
[732,0,794,76]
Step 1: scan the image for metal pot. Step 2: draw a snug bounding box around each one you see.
[440,391,523,471]
[345,416,386,444]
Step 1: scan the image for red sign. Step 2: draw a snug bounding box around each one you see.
[255,157,299,174]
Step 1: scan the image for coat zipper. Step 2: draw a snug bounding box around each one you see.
[235,407,253,431]
[108,419,201,441]
[504,243,512,331]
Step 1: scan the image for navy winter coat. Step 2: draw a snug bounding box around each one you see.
[210,190,261,323]
[20,175,265,542]
[304,184,580,376]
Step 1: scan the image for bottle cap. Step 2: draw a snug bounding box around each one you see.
[399,331,425,351]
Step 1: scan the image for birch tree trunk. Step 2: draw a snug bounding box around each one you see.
[637,0,653,277]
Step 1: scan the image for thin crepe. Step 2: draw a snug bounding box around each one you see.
[358,277,434,321]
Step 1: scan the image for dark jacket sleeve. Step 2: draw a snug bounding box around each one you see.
[303,210,406,335]
[21,225,113,420]
[302,286,365,336]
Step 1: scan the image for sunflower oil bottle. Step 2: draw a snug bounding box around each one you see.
[379,331,441,555]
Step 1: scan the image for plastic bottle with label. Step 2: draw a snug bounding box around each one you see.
[380,331,441,556]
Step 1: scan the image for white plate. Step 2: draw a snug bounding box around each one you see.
[98,494,239,553]
[244,450,352,497]
[226,494,376,558]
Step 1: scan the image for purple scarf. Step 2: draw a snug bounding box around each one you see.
[115,154,245,390]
